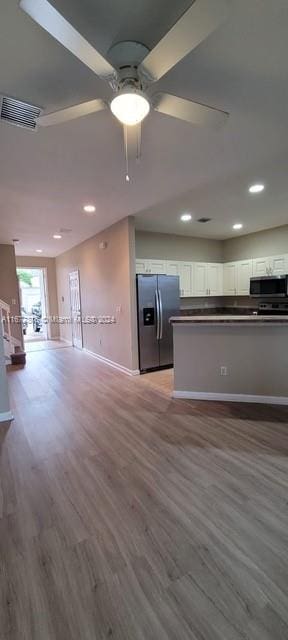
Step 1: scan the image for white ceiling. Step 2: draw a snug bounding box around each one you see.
[0,0,288,255]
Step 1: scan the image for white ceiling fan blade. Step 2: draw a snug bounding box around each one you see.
[19,0,117,82]
[154,93,229,127]
[38,99,106,126]
[139,0,229,82]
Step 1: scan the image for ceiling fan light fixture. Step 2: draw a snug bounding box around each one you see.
[110,89,150,126]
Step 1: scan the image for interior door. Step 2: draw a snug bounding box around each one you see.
[69,270,83,349]
[158,275,180,367]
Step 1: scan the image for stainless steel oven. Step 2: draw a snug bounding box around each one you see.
[250,275,288,297]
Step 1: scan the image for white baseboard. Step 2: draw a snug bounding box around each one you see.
[60,338,72,345]
[0,410,14,423]
[84,348,139,376]
[172,390,288,406]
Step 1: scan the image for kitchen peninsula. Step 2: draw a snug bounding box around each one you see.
[170,315,288,405]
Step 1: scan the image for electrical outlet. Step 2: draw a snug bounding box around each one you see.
[220,366,228,376]
[99,338,102,346]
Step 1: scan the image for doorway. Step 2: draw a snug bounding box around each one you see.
[17,268,49,343]
[69,270,83,349]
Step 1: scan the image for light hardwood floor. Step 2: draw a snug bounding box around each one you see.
[2,347,288,639]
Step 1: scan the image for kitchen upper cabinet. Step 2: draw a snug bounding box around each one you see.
[135,259,148,274]
[149,259,166,274]
[194,263,222,296]
[166,261,193,297]
[252,257,270,277]
[166,261,180,277]
[135,259,166,274]
[252,254,287,277]
[193,263,207,297]
[237,260,253,295]
[180,262,193,297]
[207,263,223,296]
[223,262,237,296]
[269,254,287,275]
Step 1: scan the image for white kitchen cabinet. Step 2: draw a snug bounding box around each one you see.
[237,260,253,295]
[166,261,193,297]
[252,254,287,277]
[180,262,193,297]
[223,262,237,296]
[166,261,180,277]
[135,259,166,274]
[252,257,270,277]
[269,254,287,275]
[207,263,223,296]
[193,263,207,297]
[135,259,149,274]
[193,262,222,296]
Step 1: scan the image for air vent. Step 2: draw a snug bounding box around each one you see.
[197,217,212,223]
[0,96,41,131]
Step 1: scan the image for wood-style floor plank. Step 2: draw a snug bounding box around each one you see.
[1,347,288,639]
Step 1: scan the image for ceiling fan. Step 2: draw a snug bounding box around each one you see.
[19,0,230,177]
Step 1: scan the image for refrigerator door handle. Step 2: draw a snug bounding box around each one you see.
[158,288,163,340]
[155,289,160,340]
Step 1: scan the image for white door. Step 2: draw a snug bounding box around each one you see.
[237,260,253,295]
[223,263,237,296]
[69,270,83,349]
[207,263,223,296]
[194,263,207,297]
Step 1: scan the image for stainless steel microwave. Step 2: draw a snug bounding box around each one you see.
[250,275,288,297]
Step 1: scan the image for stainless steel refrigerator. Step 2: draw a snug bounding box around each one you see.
[136,274,180,373]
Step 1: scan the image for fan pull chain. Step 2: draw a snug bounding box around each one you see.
[124,125,130,182]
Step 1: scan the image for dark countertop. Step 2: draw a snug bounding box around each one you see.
[171,315,288,324]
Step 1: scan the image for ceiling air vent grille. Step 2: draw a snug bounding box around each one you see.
[0,96,41,131]
[197,217,212,223]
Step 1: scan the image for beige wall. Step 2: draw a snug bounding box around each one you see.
[16,256,59,339]
[56,217,138,372]
[135,231,224,262]
[223,225,288,262]
[0,244,22,344]
[173,323,288,399]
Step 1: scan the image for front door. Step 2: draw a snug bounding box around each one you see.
[69,270,83,349]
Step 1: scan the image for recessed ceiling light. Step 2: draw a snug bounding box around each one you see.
[83,204,96,213]
[53,234,62,239]
[181,213,192,222]
[249,183,265,194]
[36,249,43,253]
[233,223,243,230]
